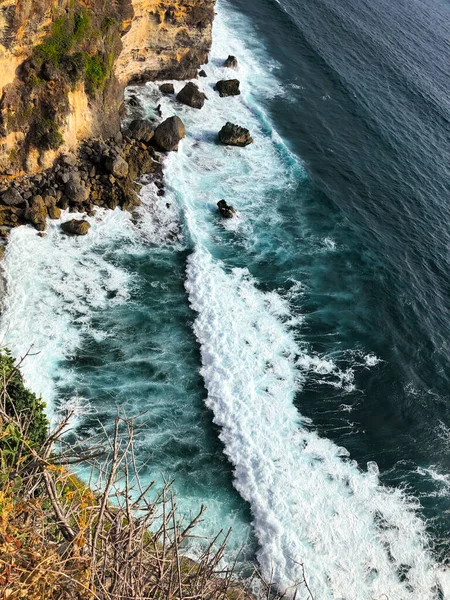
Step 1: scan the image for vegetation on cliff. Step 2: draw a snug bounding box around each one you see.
[0,0,132,174]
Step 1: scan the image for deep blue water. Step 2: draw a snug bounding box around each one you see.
[2,0,450,596]
[227,0,450,546]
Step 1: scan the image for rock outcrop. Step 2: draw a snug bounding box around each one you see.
[159,83,175,95]
[61,219,91,235]
[153,116,186,151]
[218,122,253,147]
[176,82,207,109]
[217,199,236,218]
[223,55,238,69]
[127,119,155,143]
[214,79,240,97]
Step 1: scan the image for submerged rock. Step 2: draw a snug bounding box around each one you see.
[159,83,175,95]
[217,199,236,218]
[61,219,90,235]
[153,116,186,152]
[224,55,238,68]
[218,122,253,147]
[176,82,207,109]
[127,119,154,143]
[214,79,240,97]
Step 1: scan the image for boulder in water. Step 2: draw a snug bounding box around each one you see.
[217,199,236,218]
[198,69,207,77]
[223,55,238,68]
[153,116,186,151]
[127,119,154,143]
[61,219,90,235]
[176,82,207,109]
[214,79,240,97]
[159,83,175,95]
[218,122,253,147]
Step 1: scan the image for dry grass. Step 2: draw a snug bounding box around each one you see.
[0,351,314,600]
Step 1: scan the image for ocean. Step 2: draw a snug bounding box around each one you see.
[2,0,450,596]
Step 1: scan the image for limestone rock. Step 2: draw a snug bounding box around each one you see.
[214,79,240,97]
[159,83,175,95]
[217,199,236,218]
[153,116,186,152]
[62,153,78,167]
[44,195,57,208]
[61,219,91,236]
[105,155,129,179]
[224,55,238,69]
[0,206,22,227]
[176,82,207,109]
[218,122,253,147]
[127,120,154,143]
[48,205,62,220]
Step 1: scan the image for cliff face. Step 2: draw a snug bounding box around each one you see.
[116,0,214,84]
[0,0,214,178]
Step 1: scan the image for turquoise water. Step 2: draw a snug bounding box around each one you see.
[2,0,450,597]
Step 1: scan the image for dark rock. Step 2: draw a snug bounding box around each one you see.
[58,196,70,210]
[1,188,24,207]
[61,219,91,236]
[224,55,238,69]
[217,199,236,218]
[218,122,253,147]
[159,83,175,95]
[198,69,207,77]
[41,60,59,81]
[176,82,207,109]
[65,177,89,203]
[127,119,154,143]
[128,94,140,107]
[214,79,240,97]
[153,116,186,152]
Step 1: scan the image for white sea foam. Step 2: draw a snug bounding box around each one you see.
[0,210,136,412]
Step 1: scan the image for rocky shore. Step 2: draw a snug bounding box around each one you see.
[0,129,163,236]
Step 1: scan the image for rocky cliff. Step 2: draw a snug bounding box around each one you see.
[0,0,214,178]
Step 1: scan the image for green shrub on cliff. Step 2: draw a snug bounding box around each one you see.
[29,118,64,151]
[0,350,48,463]
[84,54,108,94]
